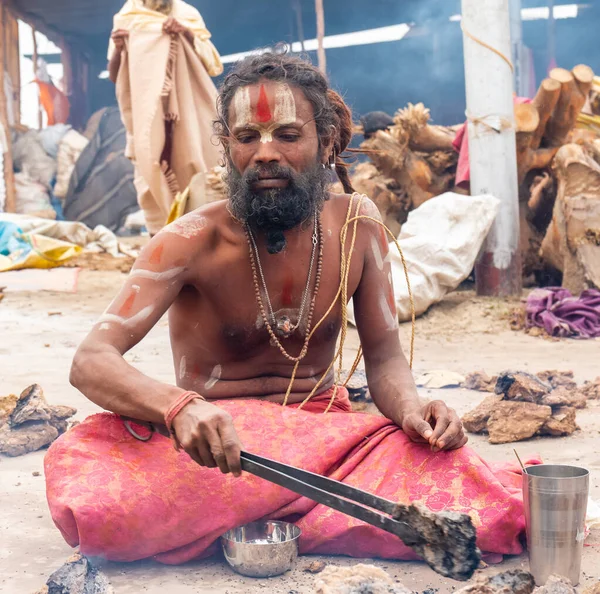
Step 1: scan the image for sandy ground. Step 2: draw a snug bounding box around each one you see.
[1,270,599,593]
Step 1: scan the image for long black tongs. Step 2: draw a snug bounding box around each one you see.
[239,451,481,581]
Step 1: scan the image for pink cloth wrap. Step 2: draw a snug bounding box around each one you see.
[45,387,539,564]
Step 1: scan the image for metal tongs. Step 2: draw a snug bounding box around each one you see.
[240,451,420,546]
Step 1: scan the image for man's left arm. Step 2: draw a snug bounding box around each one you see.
[352,199,467,452]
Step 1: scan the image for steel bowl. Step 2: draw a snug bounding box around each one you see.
[221,521,301,578]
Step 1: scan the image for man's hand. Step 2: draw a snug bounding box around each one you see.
[401,400,468,452]
[171,399,243,476]
[111,29,129,52]
[163,17,188,36]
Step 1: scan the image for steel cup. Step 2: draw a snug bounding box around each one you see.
[523,464,589,586]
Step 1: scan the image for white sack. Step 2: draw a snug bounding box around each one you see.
[349,193,500,324]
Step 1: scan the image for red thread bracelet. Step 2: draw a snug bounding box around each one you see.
[165,391,205,436]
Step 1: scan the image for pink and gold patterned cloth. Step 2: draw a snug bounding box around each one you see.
[45,388,539,564]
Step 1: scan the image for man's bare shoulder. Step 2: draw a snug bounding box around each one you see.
[325,191,383,234]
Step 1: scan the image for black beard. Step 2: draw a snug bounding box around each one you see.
[226,161,328,254]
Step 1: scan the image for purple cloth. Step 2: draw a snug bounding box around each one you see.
[526,287,600,338]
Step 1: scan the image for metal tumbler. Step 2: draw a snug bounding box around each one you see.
[523,464,589,586]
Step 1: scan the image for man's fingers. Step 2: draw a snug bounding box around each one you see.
[406,413,433,440]
[196,439,218,468]
[218,423,243,477]
[435,420,464,451]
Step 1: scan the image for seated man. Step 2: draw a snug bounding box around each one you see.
[45,53,528,565]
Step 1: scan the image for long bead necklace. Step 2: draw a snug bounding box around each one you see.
[245,214,323,362]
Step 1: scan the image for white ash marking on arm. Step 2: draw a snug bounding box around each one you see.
[129,267,185,282]
[370,235,385,271]
[204,364,222,390]
[163,214,207,240]
[379,291,398,331]
[179,355,187,381]
[96,305,155,329]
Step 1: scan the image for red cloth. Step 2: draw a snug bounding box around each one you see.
[453,97,533,188]
[45,387,540,564]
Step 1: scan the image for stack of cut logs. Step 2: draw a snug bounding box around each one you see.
[356,65,600,292]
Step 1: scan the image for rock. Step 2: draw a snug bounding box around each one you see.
[534,574,576,593]
[0,394,18,426]
[540,388,587,409]
[540,406,578,436]
[391,504,480,581]
[304,560,327,574]
[536,370,577,390]
[579,377,600,400]
[314,564,412,594]
[9,384,52,426]
[456,570,535,594]
[582,583,600,594]
[495,372,551,403]
[0,422,59,457]
[462,395,504,433]
[463,371,498,392]
[44,553,114,594]
[487,401,552,444]
[0,385,76,456]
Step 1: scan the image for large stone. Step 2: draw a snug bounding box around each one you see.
[9,384,52,426]
[487,401,552,444]
[0,422,59,457]
[463,371,498,392]
[314,564,412,594]
[495,372,551,403]
[534,574,576,594]
[541,406,578,436]
[456,570,535,594]
[540,388,587,410]
[579,377,600,400]
[536,370,577,390]
[462,395,504,434]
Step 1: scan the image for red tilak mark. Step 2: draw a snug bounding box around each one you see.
[149,243,164,265]
[119,290,137,317]
[281,275,294,307]
[256,84,272,123]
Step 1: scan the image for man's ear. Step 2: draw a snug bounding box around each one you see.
[320,125,336,165]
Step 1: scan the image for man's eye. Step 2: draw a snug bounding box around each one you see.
[278,133,299,142]
[237,134,257,144]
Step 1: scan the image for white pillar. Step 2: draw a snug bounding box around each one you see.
[462,0,522,296]
[509,0,527,96]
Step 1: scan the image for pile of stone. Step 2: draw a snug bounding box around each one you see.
[0,384,76,457]
[461,371,591,444]
[35,553,113,594]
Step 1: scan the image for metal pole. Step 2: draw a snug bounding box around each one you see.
[462,0,522,296]
[315,0,326,74]
[509,0,526,96]
[547,0,556,73]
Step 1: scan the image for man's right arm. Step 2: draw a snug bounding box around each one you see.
[70,228,190,424]
[70,216,243,475]
[108,30,128,84]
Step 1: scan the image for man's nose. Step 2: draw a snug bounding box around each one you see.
[251,140,281,166]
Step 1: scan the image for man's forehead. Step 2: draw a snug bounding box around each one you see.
[230,81,310,128]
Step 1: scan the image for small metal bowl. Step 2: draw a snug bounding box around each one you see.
[221,521,301,578]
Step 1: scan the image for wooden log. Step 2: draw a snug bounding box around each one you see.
[515,103,539,185]
[531,78,561,150]
[540,143,600,292]
[0,1,17,213]
[544,66,593,147]
[393,103,455,152]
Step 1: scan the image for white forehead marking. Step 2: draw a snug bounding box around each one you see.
[233,84,297,144]
[233,87,252,130]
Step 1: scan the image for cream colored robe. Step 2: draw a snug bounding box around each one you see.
[109,0,223,234]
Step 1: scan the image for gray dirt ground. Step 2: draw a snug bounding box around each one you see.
[1,270,599,593]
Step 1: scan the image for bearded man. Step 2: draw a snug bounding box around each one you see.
[45,54,529,565]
